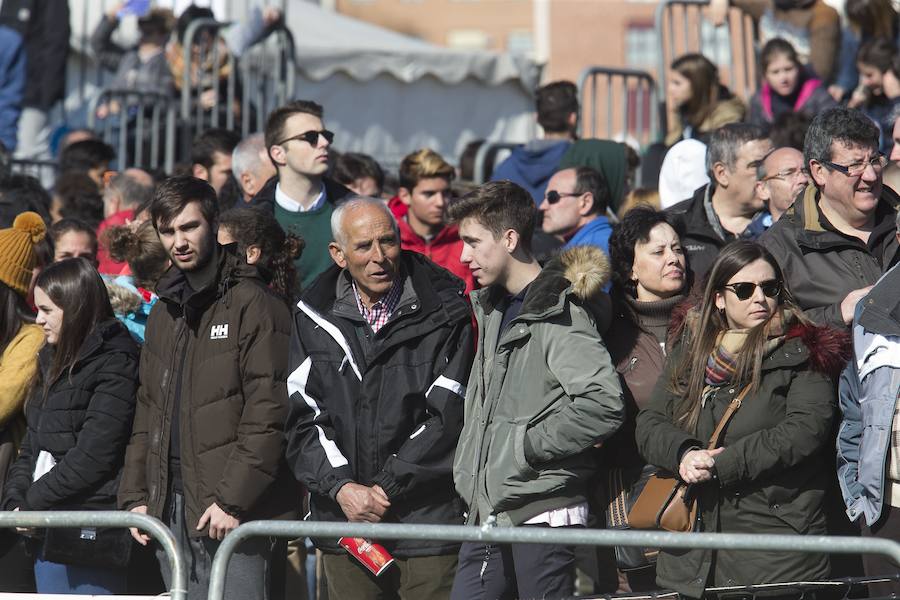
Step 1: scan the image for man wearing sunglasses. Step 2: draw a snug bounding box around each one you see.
[755,147,809,223]
[540,166,612,254]
[762,107,900,328]
[667,123,772,280]
[256,100,352,291]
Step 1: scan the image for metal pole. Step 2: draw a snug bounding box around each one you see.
[0,511,186,600]
[208,521,900,600]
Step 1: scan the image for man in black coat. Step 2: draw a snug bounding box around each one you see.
[284,197,474,600]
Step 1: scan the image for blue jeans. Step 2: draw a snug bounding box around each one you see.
[34,558,127,595]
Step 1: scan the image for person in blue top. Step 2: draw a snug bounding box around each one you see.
[491,81,578,205]
[539,166,613,254]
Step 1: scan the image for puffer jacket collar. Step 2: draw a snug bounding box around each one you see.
[38,318,137,379]
[155,243,263,329]
[473,245,612,333]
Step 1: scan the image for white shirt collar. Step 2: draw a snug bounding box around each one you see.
[275,182,326,213]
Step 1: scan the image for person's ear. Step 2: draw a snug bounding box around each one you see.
[192,163,209,182]
[328,241,347,268]
[398,187,412,206]
[809,160,828,188]
[578,192,594,216]
[268,145,287,168]
[712,162,730,188]
[240,173,256,197]
[502,228,520,254]
[715,291,726,311]
[246,245,262,265]
[756,180,770,202]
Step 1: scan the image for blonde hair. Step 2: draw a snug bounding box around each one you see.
[617,188,661,220]
[399,148,455,191]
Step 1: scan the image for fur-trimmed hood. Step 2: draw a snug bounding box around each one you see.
[669,299,850,379]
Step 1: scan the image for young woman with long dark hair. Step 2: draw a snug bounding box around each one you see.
[665,53,745,146]
[2,258,139,595]
[635,241,848,597]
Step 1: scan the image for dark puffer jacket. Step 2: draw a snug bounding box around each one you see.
[2,319,139,511]
[118,247,298,536]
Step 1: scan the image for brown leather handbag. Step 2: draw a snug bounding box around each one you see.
[628,387,749,532]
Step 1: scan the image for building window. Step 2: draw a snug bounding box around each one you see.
[447,29,491,50]
[625,24,656,67]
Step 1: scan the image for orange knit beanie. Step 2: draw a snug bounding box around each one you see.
[0,212,46,297]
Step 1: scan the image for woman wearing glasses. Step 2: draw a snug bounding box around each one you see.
[635,241,849,597]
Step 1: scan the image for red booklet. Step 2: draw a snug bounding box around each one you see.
[338,537,395,576]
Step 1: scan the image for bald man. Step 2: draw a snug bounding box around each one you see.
[756,147,809,223]
[96,168,155,273]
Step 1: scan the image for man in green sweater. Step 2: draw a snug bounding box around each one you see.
[257,100,352,291]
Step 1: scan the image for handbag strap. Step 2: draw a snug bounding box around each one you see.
[705,386,751,450]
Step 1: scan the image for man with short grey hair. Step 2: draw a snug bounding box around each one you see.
[666,123,772,279]
[232,133,276,204]
[284,197,474,600]
[96,167,155,273]
[755,147,809,223]
[761,107,900,327]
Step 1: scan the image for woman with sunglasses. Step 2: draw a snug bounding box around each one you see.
[635,241,849,597]
[2,258,139,595]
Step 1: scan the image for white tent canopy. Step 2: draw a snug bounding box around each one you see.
[67,0,541,169]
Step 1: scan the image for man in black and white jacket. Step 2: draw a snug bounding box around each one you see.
[284,196,474,600]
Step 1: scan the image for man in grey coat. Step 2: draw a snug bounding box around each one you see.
[449,181,624,600]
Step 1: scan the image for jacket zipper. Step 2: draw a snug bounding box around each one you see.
[155,316,186,507]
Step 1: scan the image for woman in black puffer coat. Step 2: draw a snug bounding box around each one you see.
[2,257,139,595]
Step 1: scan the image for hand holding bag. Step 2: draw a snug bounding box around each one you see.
[627,387,748,532]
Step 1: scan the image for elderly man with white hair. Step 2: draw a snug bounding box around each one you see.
[284,197,475,600]
[232,133,277,204]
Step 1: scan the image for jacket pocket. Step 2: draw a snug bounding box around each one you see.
[484,418,548,513]
[858,396,894,487]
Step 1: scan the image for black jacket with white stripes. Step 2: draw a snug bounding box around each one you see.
[285,250,475,557]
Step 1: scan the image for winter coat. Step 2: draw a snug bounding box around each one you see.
[838,262,900,526]
[760,184,900,328]
[104,275,156,344]
[388,197,476,294]
[491,139,571,204]
[3,319,139,512]
[117,246,298,536]
[453,246,625,527]
[636,314,849,597]
[665,94,745,147]
[747,77,836,125]
[285,250,475,557]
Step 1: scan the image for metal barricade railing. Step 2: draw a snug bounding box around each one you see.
[577,67,660,147]
[655,0,758,133]
[10,159,59,186]
[473,141,520,184]
[181,18,297,155]
[0,510,186,600]
[208,521,900,600]
[87,89,177,174]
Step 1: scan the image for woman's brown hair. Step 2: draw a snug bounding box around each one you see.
[671,53,721,129]
[668,241,809,433]
[34,258,114,387]
[105,221,169,291]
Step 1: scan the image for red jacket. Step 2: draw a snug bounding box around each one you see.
[388,197,475,293]
[96,209,134,275]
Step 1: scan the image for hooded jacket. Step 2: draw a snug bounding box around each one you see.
[636,308,849,597]
[117,246,298,536]
[388,197,475,293]
[760,184,900,328]
[3,319,139,512]
[747,75,836,125]
[453,246,625,527]
[490,139,571,204]
[285,251,475,557]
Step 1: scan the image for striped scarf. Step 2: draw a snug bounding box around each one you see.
[705,344,738,386]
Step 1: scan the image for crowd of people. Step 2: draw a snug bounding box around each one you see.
[2,1,900,600]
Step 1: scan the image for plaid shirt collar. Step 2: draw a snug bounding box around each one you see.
[351,277,403,333]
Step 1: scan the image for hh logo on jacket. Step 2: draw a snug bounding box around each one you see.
[210,324,229,340]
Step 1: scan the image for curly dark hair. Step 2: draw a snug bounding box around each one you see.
[608,205,685,298]
[218,207,304,304]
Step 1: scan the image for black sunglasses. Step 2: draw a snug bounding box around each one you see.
[723,280,782,301]
[544,190,581,204]
[277,129,335,147]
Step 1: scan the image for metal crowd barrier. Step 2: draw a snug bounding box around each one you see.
[0,510,186,600]
[9,159,59,185]
[577,67,660,147]
[87,89,177,174]
[180,18,296,156]
[473,141,519,184]
[208,521,900,600]
[655,0,758,132]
